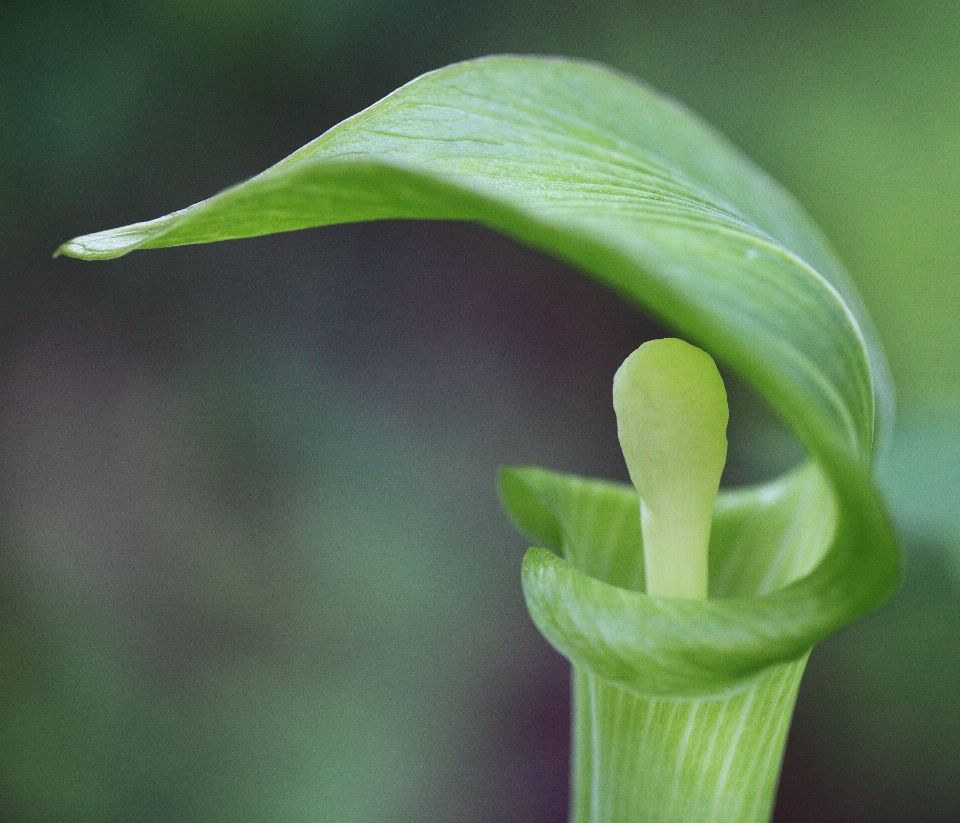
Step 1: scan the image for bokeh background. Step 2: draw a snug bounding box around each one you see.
[2,1,959,821]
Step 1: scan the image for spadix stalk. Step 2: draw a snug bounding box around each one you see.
[613,338,729,599]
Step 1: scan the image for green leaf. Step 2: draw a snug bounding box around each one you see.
[60,54,899,694]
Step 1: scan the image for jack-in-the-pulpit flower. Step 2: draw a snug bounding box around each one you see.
[502,337,824,821]
[60,55,901,823]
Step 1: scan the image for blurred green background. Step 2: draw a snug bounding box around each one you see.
[2,1,959,821]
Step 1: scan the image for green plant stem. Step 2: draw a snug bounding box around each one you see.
[570,658,808,823]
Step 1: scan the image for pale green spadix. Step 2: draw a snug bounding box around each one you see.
[613,338,729,600]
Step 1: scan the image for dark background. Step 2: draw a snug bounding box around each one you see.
[2,1,960,821]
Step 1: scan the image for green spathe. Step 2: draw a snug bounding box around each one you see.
[502,462,834,822]
[58,55,902,821]
[613,339,728,599]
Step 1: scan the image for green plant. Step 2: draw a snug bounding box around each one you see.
[59,56,900,822]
